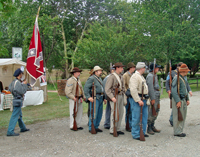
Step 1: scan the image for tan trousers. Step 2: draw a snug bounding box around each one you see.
[172,98,187,135]
[69,99,83,129]
[109,95,124,133]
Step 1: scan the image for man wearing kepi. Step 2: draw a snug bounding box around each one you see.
[65,67,85,131]
[105,62,126,136]
[7,68,29,136]
[129,62,149,140]
[146,63,161,135]
[84,66,106,133]
[123,62,136,132]
[171,64,190,137]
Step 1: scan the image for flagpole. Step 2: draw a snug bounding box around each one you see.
[37,6,40,16]
[25,6,41,82]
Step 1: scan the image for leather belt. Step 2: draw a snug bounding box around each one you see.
[180,95,187,100]
[78,96,83,99]
[138,94,149,99]
[155,89,160,91]
[96,93,104,96]
[118,92,123,95]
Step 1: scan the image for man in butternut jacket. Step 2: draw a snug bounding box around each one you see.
[65,67,85,131]
[105,62,126,136]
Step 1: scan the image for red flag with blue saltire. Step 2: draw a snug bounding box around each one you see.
[26,15,44,86]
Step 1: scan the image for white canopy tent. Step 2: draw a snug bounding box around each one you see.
[0,58,27,87]
[0,58,47,103]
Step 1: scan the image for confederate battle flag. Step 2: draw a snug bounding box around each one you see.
[26,15,44,86]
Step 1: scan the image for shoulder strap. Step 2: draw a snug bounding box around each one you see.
[12,80,19,96]
[93,75,103,87]
[14,80,18,88]
[179,77,187,89]
[112,73,122,88]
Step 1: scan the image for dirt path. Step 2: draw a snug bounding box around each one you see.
[0,92,200,157]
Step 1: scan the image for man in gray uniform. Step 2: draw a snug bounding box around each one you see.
[166,62,192,126]
[146,63,161,135]
[171,64,190,137]
[84,66,106,133]
[7,68,29,136]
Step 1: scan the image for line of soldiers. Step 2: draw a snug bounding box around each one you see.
[65,61,191,140]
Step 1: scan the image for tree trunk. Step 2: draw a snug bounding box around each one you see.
[71,22,88,69]
[61,22,70,79]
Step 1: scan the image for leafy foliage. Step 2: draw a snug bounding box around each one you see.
[0,0,199,76]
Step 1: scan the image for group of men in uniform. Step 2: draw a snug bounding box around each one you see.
[65,61,191,140]
[6,60,191,139]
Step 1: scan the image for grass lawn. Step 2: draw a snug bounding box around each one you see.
[0,92,89,129]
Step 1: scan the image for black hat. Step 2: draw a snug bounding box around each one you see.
[149,63,161,72]
[13,68,23,77]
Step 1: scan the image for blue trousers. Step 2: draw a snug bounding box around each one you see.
[89,96,103,131]
[129,98,148,139]
[7,106,27,135]
[104,101,111,128]
[125,98,132,128]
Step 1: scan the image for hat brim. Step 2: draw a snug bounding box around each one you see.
[127,66,136,70]
[114,65,125,68]
[70,70,82,74]
[93,68,103,72]
[179,69,190,73]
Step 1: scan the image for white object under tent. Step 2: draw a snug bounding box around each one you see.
[0,58,47,111]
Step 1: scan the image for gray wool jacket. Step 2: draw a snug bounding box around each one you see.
[9,79,28,99]
[146,72,160,100]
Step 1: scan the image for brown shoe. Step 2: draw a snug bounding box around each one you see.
[147,129,155,135]
[152,126,161,133]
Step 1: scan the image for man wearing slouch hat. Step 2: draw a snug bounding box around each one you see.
[84,66,106,133]
[123,62,136,132]
[65,67,85,131]
[171,64,190,137]
[105,62,126,136]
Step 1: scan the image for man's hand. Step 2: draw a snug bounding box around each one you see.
[88,97,94,103]
[111,97,117,103]
[151,99,155,105]
[23,80,27,84]
[104,99,107,104]
[73,97,77,102]
[176,101,181,108]
[138,100,144,106]
[189,91,193,97]
[167,91,171,98]
[186,101,190,106]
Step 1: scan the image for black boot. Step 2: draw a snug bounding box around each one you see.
[147,124,155,135]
